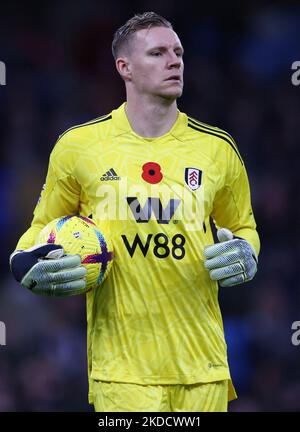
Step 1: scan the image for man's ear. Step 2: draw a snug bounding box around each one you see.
[115,57,132,81]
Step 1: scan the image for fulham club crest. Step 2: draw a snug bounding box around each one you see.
[185,168,202,191]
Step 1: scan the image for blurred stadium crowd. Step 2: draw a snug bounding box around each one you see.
[0,0,299,411]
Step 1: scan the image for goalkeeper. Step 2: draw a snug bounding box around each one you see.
[10,12,260,412]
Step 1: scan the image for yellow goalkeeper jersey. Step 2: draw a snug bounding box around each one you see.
[16,102,260,404]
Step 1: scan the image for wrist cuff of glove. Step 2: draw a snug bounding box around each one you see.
[10,251,37,282]
[10,244,64,283]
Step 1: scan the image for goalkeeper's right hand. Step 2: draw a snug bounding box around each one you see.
[9,244,87,297]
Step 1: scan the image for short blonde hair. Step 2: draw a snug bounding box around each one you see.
[112,12,173,60]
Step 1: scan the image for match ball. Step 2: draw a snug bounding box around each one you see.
[35,215,113,291]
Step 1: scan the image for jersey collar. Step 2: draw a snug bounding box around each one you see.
[111,102,187,142]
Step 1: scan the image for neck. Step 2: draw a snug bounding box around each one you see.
[125,94,178,138]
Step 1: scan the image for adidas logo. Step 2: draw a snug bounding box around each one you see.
[100,168,121,181]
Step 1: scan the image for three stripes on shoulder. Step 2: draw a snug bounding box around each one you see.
[187,117,243,165]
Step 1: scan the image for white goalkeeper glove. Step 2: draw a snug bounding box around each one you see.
[204,228,258,287]
[10,244,87,297]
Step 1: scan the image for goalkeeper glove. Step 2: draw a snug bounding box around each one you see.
[204,228,258,287]
[10,244,87,297]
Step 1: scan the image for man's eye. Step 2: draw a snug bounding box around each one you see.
[151,52,161,56]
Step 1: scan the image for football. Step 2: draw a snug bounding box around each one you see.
[35,215,113,291]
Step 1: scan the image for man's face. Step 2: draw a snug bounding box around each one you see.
[125,26,184,100]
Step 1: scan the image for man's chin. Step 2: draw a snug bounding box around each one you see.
[160,88,183,101]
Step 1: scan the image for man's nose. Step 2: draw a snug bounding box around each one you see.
[167,52,182,69]
[168,59,182,70]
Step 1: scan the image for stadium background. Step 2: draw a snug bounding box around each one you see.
[0,0,299,411]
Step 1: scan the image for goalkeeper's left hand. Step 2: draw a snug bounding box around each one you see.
[204,228,258,287]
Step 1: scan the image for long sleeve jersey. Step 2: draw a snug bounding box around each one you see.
[16,103,260,403]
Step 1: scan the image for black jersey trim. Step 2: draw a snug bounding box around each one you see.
[188,117,240,152]
[188,117,242,160]
[58,114,112,140]
[187,121,243,165]
[188,116,236,142]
